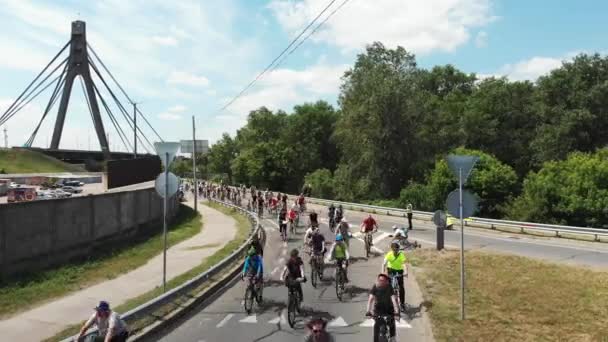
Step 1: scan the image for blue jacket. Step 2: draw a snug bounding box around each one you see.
[243,255,263,276]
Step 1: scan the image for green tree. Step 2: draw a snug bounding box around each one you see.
[508,149,608,227]
[304,168,335,199]
[335,42,421,199]
[207,133,237,183]
[399,148,518,218]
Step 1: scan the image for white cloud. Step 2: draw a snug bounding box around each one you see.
[151,35,179,46]
[206,89,217,97]
[225,62,347,117]
[268,0,496,54]
[168,105,187,113]
[498,56,563,81]
[167,71,210,87]
[475,31,488,48]
[158,112,182,121]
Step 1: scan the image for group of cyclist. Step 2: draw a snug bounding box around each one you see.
[236,188,412,342]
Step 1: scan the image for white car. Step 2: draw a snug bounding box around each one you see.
[52,190,72,198]
[9,182,19,188]
[62,186,83,194]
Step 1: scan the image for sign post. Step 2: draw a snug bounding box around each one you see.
[446,154,479,320]
[154,142,180,292]
[192,116,197,212]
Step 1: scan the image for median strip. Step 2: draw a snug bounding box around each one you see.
[410,249,608,341]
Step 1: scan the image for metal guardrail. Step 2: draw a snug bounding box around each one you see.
[65,199,261,342]
[301,196,608,242]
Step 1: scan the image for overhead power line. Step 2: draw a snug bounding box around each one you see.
[219,0,339,112]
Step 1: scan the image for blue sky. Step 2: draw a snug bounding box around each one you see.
[0,0,606,152]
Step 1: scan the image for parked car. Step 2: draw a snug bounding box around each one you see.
[9,182,19,188]
[36,191,55,200]
[52,189,72,198]
[61,186,83,194]
[64,180,85,187]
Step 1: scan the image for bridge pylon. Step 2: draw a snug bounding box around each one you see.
[50,21,110,159]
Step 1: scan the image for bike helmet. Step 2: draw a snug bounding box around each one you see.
[390,241,400,249]
[336,234,344,241]
[392,225,398,230]
[329,203,335,208]
[341,217,347,223]
[290,248,299,258]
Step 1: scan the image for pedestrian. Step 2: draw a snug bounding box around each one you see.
[406,203,413,230]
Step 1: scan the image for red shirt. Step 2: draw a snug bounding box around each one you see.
[271,198,278,206]
[362,217,377,231]
[297,196,305,205]
[288,210,297,220]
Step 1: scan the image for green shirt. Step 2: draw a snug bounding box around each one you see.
[334,243,347,259]
[384,251,406,270]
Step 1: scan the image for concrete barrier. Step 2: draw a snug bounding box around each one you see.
[0,188,178,278]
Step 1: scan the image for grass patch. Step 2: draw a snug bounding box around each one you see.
[0,205,201,319]
[410,249,608,342]
[0,149,85,173]
[46,201,251,341]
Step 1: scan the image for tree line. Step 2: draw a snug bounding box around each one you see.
[172,42,608,227]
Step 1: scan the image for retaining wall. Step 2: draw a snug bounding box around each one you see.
[0,188,178,278]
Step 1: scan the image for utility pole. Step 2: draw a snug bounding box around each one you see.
[192,115,197,212]
[3,126,7,149]
[133,102,138,158]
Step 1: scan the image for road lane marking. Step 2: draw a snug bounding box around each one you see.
[239,315,257,323]
[396,318,412,328]
[216,314,234,327]
[267,317,281,324]
[359,319,374,327]
[328,316,348,327]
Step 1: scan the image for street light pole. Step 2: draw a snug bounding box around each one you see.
[459,167,465,320]
[163,152,168,292]
[192,116,197,212]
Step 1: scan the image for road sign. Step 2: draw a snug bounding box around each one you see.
[432,210,447,227]
[446,189,478,219]
[154,142,181,169]
[447,155,479,182]
[155,172,179,198]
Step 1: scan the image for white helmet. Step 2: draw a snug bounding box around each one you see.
[341,217,348,223]
[392,225,399,230]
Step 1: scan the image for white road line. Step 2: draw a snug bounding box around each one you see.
[268,317,281,324]
[216,314,234,328]
[359,319,374,327]
[328,316,348,327]
[239,315,257,323]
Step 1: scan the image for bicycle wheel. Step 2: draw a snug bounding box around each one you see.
[378,322,389,342]
[287,294,297,328]
[318,259,324,280]
[365,235,371,258]
[310,261,318,288]
[336,269,344,301]
[244,285,254,314]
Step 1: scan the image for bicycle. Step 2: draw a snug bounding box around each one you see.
[257,205,264,218]
[365,313,398,342]
[280,220,288,242]
[286,277,305,328]
[328,216,336,233]
[243,274,263,314]
[295,211,300,228]
[335,260,347,301]
[310,251,324,288]
[363,230,375,258]
[389,272,406,311]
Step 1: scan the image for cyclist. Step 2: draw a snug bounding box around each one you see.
[406,203,413,230]
[278,207,288,238]
[304,317,335,342]
[297,193,306,212]
[334,204,344,224]
[257,191,265,216]
[269,196,279,214]
[366,274,399,342]
[328,203,336,228]
[288,205,298,229]
[309,210,319,229]
[336,217,351,247]
[77,301,129,342]
[382,242,408,312]
[280,249,306,303]
[310,228,326,261]
[360,214,379,245]
[250,233,264,257]
[328,234,350,282]
[242,247,264,301]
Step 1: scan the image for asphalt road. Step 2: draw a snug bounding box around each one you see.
[149,197,608,342]
[150,203,434,342]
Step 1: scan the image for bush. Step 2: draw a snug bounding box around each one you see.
[399,148,518,217]
[304,168,335,199]
[507,149,608,227]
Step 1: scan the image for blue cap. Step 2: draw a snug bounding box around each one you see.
[335,234,343,241]
[95,301,110,312]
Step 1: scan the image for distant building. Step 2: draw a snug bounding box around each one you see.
[180,140,209,156]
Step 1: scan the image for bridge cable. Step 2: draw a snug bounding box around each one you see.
[88,57,153,153]
[271,0,351,72]
[25,61,70,147]
[0,41,70,124]
[91,80,132,152]
[87,43,164,142]
[0,57,69,126]
[219,0,338,112]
